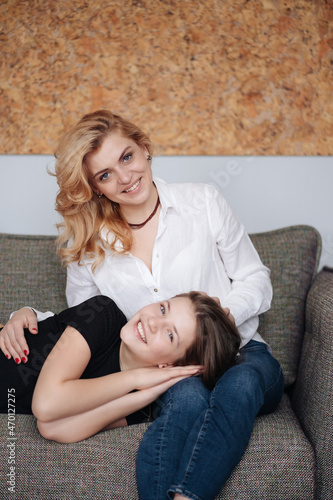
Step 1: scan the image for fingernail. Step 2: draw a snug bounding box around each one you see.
[6,354,10,360]
[15,358,20,364]
[32,328,37,332]
[22,357,27,363]
[24,350,28,356]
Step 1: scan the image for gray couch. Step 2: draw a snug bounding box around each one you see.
[0,225,332,500]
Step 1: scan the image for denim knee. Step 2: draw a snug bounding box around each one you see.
[152,376,210,420]
[211,348,283,417]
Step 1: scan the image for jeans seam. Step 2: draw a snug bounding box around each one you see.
[174,407,212,495]
[155,397,173,498]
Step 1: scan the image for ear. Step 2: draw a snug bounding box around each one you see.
[158,362,173,369]
[90,183,102,198]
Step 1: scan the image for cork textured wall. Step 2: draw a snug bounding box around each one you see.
[1,0,332,155]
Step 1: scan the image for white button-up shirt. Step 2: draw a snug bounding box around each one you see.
[59,178,272,347]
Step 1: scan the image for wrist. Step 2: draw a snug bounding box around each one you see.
[24,307,37,317]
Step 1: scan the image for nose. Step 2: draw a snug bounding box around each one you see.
[116,167,132,184]
[147,316,165,335]
[148,316,158,334]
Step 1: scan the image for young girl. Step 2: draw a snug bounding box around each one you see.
[0,110,283,500]
[0,293,240,444]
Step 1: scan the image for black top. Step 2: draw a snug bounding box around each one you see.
[1,296,148,424]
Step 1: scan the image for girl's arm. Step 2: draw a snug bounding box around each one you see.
[32,326,201,430]
[36,373,192,443]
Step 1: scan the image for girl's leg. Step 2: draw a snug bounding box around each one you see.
[168,341,284,500]
[136,376,210,500]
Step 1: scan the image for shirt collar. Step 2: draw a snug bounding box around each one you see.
[153,177,180,215]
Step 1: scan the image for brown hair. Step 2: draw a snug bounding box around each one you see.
[176,292,241,390]
[53,110,153,270]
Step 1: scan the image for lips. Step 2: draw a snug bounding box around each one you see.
[123,178,142,193]
[137,320,147,343]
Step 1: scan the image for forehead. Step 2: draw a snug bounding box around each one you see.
[85,133,138,173]
[170,297,196,342]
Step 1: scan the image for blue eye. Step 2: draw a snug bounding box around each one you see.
[160,304,165,315]
[168,330,174,342]
[123,153,132,162]
[99,172,110,181]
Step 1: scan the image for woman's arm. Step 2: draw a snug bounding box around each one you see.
[208,186,272,330]
[0,307,56,362]
[0,255,100,362]
[32,325,201,431]
[66,260,101,307]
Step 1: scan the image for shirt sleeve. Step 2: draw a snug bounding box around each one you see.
[55,295,126,357]
[207,185,273,328]
[66,260,101,308]
[9,307,55,322]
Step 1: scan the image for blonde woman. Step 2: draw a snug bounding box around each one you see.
[0,110,283,500]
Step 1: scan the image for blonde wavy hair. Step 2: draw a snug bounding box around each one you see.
[53,110,153,270]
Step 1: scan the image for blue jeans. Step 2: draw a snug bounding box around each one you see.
[136,340,284,500]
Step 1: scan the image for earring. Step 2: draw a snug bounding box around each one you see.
[147,155,152,162]
[98,194,102,199]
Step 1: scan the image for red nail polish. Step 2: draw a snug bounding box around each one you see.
[15,358,20,364]
[32,328,37,332]
[24,350,28,356]
[6,355,10,360]
[22,357,27,363]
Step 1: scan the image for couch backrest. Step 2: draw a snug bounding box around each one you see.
[250,225,321,386]
[0,234,67,320]
[0,225,321,386]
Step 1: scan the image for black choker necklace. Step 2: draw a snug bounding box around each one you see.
[128,196,160,230]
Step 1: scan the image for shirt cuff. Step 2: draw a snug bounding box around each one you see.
[10,307,55,322]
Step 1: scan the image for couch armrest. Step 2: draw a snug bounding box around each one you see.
[292,269,333,500]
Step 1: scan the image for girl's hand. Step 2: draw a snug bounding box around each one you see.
[133,365,203,391]
[137,367,203,405]
[0,308,38,362]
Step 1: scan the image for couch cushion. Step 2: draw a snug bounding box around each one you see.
[250,225,322,386]
[0,413,147,500]
[0,395,315,499]
[0,233,67,320]
[217,394,315,499]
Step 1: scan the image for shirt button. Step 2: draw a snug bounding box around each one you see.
[154,288,158,293]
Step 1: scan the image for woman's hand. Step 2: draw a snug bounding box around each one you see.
[194,290,236,325]
[0,308,38,362]
[222,306,236,325]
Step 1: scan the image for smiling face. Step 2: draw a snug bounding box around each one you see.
[119,297,197,369]
[85,132,155,211]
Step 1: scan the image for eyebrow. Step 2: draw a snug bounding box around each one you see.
[93,146,132,179]
[166,300,179,343]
